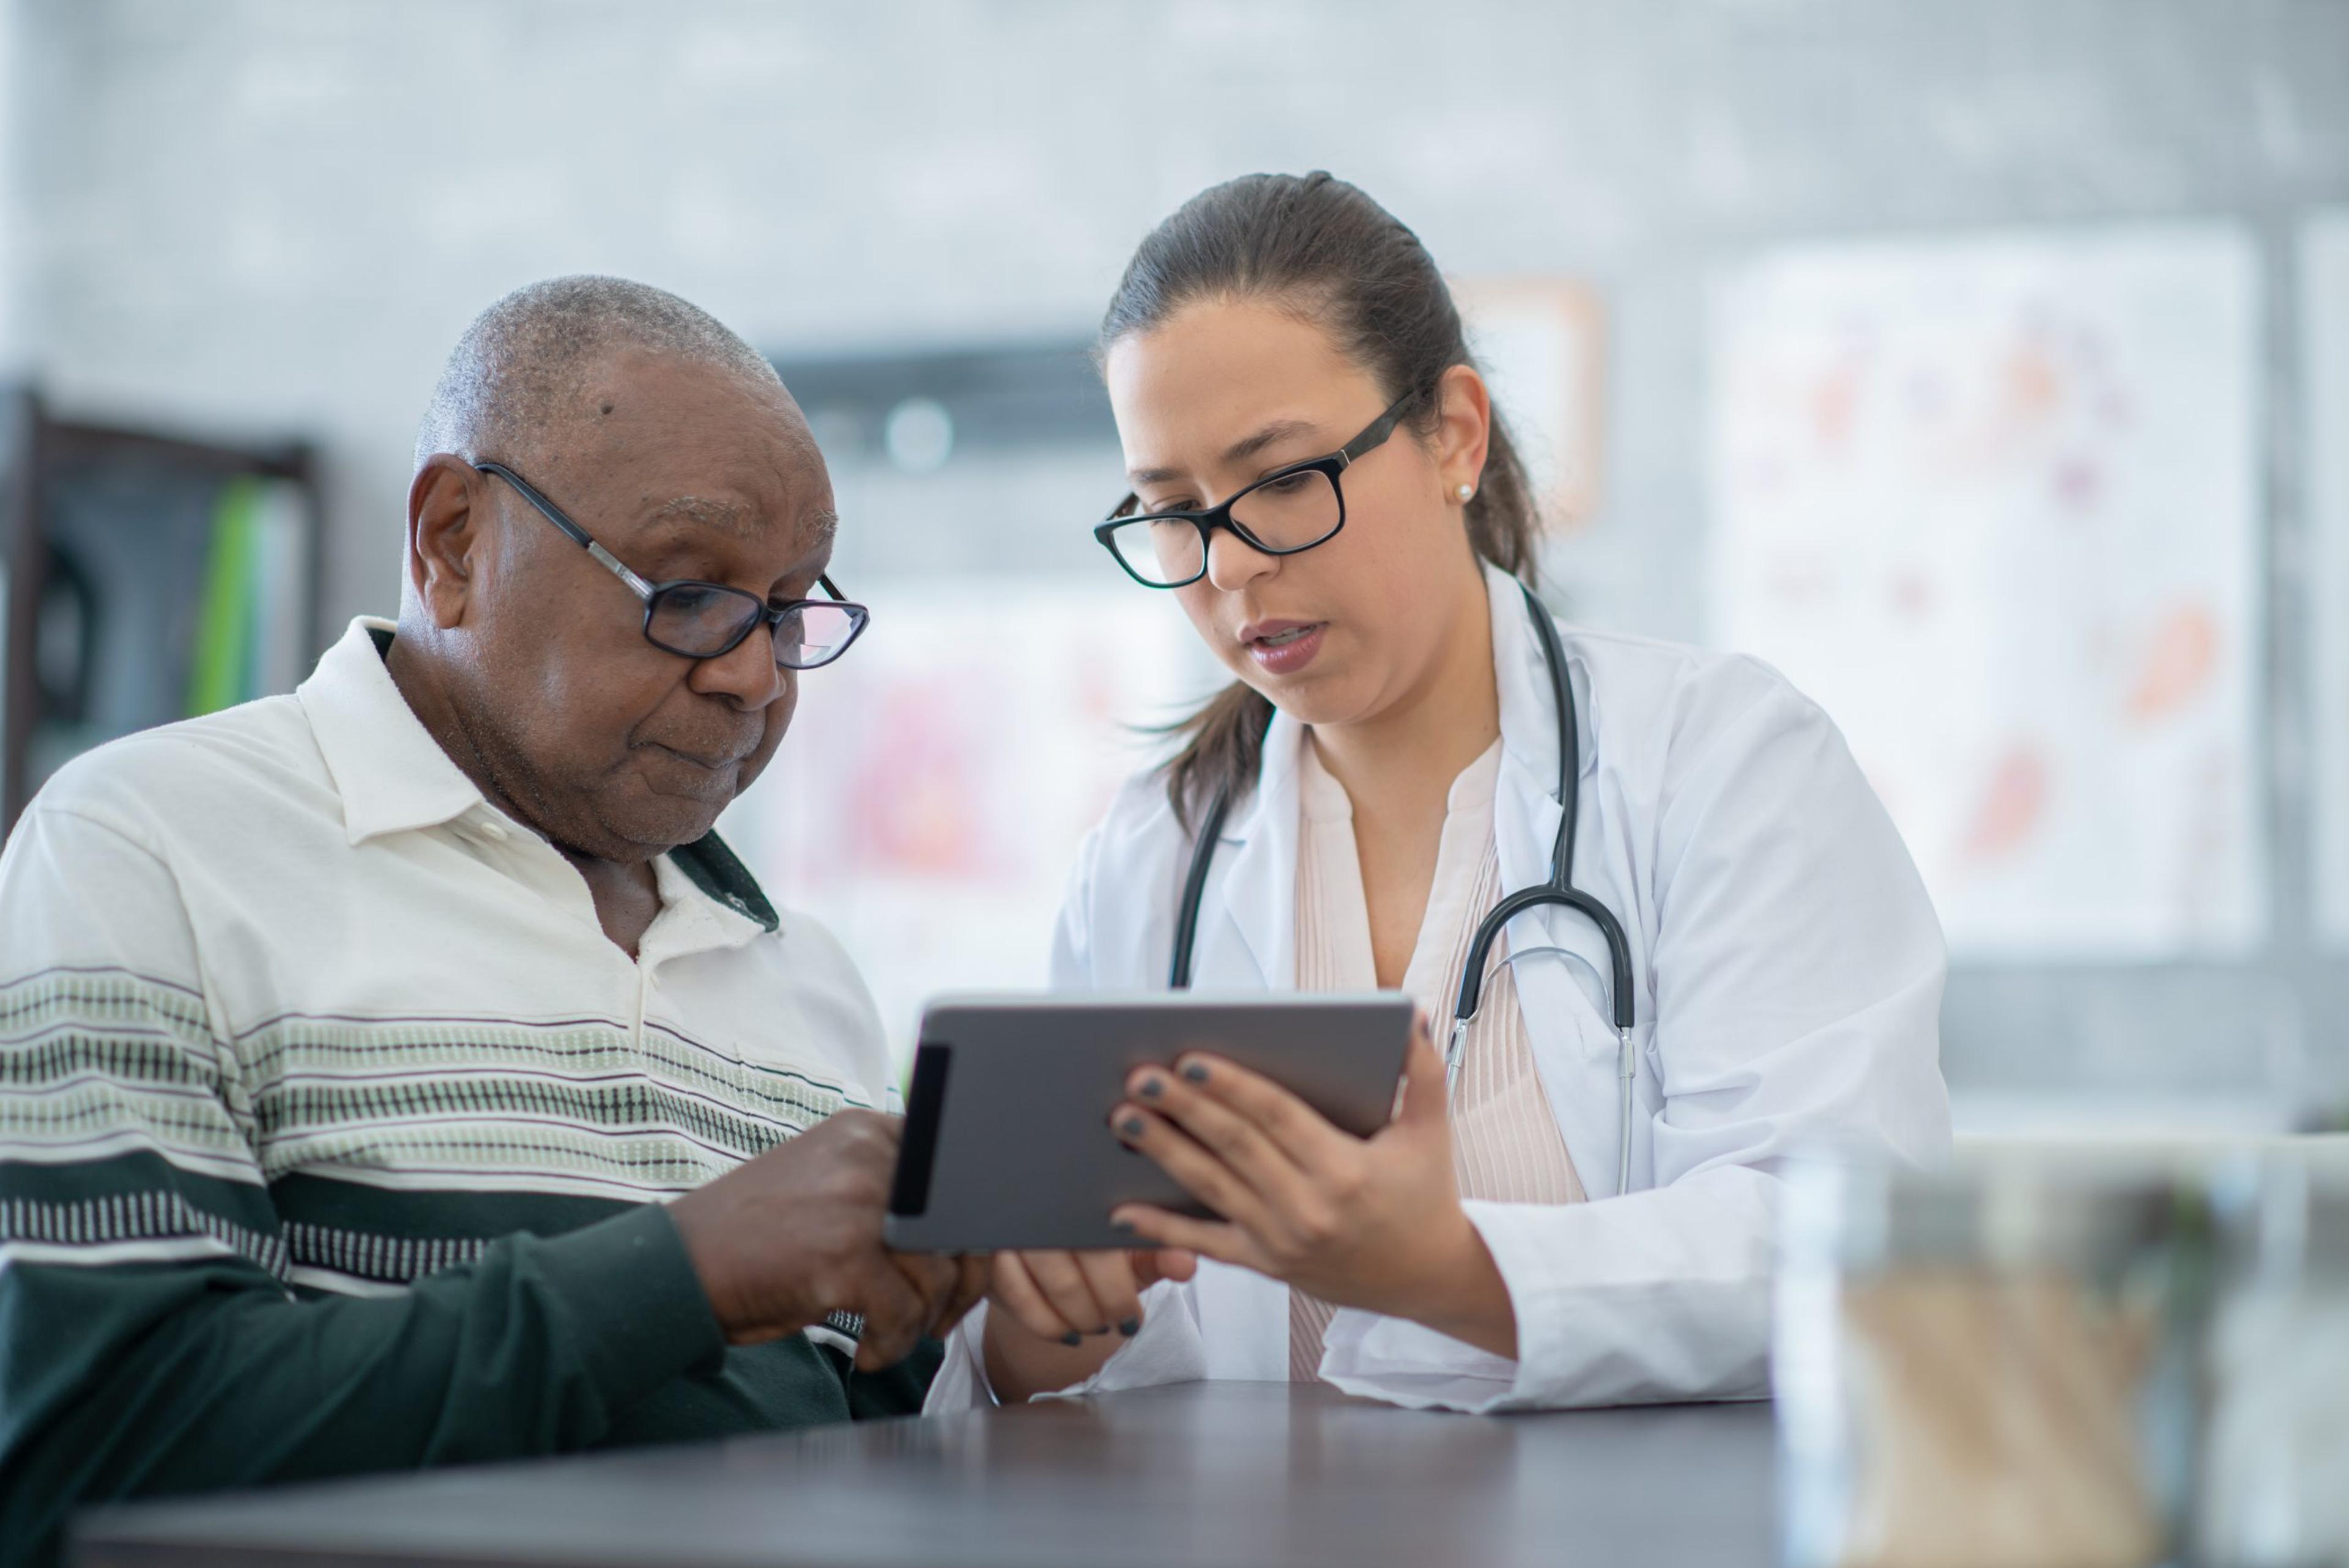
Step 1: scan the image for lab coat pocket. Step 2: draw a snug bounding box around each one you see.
[1637,1023,1666,1092]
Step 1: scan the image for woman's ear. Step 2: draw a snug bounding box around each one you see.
[1431,363,1493,502]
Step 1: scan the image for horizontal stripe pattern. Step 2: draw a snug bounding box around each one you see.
[1,968,866,1296]
[0,1189,288,1278]
[1,971,262,1183]
[281,1220,486,1285]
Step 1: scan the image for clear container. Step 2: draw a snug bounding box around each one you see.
[2197,1158,2349,1567]
[1778,1155,2211,1568]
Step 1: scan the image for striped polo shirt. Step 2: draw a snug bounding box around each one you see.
[0,616,916,1558]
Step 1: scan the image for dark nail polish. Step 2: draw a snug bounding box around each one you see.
[1137,1076,1163,1100]
[1119,1317,1141,1337]
[1120,1116,1146,1137]
[1060,1331,1082,1347]
[1110,1219,1135,1235]
[1181,1061,1209,1083]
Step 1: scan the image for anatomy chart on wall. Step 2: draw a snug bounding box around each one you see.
[2306,214,2349,947]
[1708,226,2263,960]
[1454,277,1606,528]
[721,578,1212,1067]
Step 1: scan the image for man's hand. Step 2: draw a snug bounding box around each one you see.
[667,1109,988,1370]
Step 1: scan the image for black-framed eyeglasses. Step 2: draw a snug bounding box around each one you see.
[474,461,869,670]
[1092,386,1420,589]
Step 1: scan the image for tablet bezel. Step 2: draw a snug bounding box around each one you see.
[883,992,1416,1253]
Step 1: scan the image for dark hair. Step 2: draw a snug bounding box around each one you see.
[1099,171,1543,830]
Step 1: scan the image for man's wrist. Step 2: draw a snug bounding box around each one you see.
[535,1202,729,1389]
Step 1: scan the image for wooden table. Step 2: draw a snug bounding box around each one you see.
[75,1383,1778,1568]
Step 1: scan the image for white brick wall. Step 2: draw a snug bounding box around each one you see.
[8,0,2349,1096]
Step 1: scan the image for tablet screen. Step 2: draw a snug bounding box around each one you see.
[885,993,1414,1252]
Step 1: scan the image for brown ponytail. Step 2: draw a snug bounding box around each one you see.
[1099,171,1543,830]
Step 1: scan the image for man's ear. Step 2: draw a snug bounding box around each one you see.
[407,456,486,631]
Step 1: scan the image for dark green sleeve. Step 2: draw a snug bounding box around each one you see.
[1,1200,724,1564]
[0,807,725,1565]
[845,1335,946,1421]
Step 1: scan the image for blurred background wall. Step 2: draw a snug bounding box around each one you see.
[1,0,2345,1129]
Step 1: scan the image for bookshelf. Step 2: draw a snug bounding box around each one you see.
[0,391,321,835]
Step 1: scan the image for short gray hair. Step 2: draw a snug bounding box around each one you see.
[414,275,784,472]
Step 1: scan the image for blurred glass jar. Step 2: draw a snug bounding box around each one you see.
[1778,1155,2211,1568]
[2197,1158,2349,1566]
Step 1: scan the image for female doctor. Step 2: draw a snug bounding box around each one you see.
[929,172,1950,1414]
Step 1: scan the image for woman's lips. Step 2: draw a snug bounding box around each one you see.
[1244,621,1326,676]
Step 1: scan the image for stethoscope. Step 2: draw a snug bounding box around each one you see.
[1168,580,1642,1198]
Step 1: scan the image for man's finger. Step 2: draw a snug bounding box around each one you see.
[890,1249,962,1321]
[932,1254,990,1337]
[850,1258,934,1371]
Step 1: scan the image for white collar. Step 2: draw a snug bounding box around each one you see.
[295,616,779,938]
[298,618,492,848]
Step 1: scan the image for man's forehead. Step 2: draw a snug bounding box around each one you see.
[645,490,838,546]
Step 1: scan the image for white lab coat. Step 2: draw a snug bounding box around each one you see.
[927,562,1950,1413]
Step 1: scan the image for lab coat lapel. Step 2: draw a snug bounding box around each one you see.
[1484,566,1638,1193]
[1193,708,1304,994]
[1190,707,1304,1378]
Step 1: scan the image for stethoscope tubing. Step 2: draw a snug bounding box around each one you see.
[1169,579,1640,1197]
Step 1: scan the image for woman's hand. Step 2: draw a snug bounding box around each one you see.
[979,1246,1197,1402]
[989,1248,1193,1344]
[1107,1014,1518,1359]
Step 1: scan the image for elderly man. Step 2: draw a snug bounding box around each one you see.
[0,277,984,1561]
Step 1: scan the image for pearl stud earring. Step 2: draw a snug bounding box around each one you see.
[1455,483,1475,502]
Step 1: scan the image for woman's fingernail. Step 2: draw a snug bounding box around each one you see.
[1137,1076,1164,1100]
[1180,1060,1209,1083]
[1110,1219,1135,1235]
[1119,1116,1146,1137]
[1119,1317,1142,1337]
[1059,1331,1083,1347]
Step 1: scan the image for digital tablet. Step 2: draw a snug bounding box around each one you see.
[884,992,1416,1252]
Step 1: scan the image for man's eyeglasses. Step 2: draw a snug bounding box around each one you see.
[474,461,869,670]
[1092,386,1419,589]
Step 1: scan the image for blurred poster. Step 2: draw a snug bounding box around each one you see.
[2307,214,2349,947]
[1709,227,2263,960]
[721,577,1212,1068]
[1454,277,1605,527]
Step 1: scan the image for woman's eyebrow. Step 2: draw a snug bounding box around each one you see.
[1127,418,1323,485]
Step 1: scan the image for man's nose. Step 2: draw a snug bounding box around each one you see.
[691,622,786,709]
[1204,527,1277,593]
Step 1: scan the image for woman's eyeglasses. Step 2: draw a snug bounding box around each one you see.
[1092,386,1419,590]
[474,461,869,670]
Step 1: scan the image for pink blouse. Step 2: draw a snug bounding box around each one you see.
[1288,736,1586,1381]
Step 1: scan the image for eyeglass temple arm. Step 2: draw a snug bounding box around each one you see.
[475,461,656,601]
[1337,387,1421,465]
